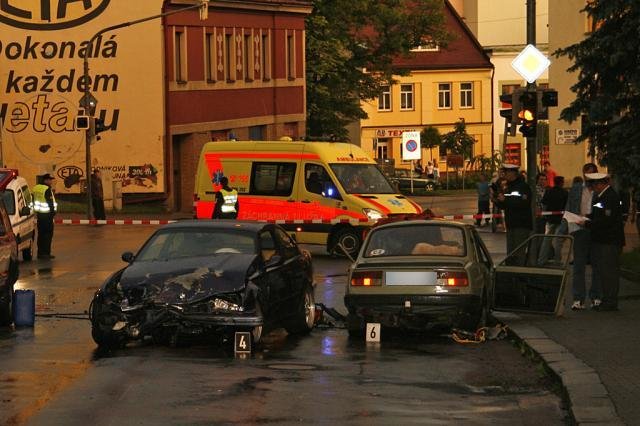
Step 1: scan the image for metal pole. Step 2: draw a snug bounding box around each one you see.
[81,1,206,219]
[526,0,537,229]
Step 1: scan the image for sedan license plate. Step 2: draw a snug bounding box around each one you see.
[385,271,437,286]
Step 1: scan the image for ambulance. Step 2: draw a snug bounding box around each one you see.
[194,141,422,255]
[0,169,36,261]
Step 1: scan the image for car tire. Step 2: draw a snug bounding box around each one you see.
[346,314,364,339]
[331,227,361,258]
[22,241,33,262]
[284,285,315,335]
[425,182,435,192]
[458,291,488,331]
[0,287,12,326]
[91,326,123,349]
[251,301,264,345]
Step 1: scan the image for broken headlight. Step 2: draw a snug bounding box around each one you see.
[210,298,244,312]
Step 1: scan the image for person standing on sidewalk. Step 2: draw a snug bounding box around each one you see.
[495,163,532,265]
[475,173,490,227]
[566,163,599,310]
[537,176,568,265]
[91,169,106,220]
[32,173,58,260]
[583,172,625,311]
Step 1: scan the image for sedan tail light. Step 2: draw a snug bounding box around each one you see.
[436,271,468,287]
[351,270,382,286]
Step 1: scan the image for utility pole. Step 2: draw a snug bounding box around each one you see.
[526,0,537,228]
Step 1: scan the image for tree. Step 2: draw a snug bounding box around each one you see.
[305,0,449,139]
[441,119,476,189]
[420,126,441,162]
[554,1,640,186]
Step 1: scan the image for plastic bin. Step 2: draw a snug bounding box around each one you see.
[13,289,35,326]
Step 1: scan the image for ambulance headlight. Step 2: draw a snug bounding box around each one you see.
[363,208,384,221]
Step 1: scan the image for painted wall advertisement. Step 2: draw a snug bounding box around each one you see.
[0,0,165,193]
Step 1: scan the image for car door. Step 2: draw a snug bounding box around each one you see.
[492,234,573,315]
[273,227,309,304]
[470,229,494,301]
[257,228,289,322]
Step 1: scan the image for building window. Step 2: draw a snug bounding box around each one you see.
[244,34,252,81]
[376,139,389,159]
[287,33,295,79]
[205,32,214,82]
[225,33,234,82]
[438,83,451,109]
[378,85,391,111]
[460,82,473,108]
[174,30,186,82]
[400,84,414,110]
[261,33,270,80]
[248,125,265,140]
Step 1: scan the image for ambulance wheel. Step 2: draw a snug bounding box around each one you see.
[331,228,361,258]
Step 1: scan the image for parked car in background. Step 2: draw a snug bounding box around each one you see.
[388,169,439,193]
[89,220,315,349]
[0,169,35,261]
[344,218,573,337]
[0,198,20,326]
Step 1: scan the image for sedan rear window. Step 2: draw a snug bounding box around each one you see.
[364,224,466,257]
[136,229,257,261]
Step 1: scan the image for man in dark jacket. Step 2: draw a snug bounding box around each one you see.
[584,172,625,311]
[537,176,568,264]
[495,163,532,265]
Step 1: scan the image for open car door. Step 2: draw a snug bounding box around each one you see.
[493,234,573,315]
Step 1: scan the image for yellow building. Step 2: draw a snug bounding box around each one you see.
[359,1,493,172]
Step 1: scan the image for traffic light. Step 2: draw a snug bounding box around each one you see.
[537,89,558,120]
[518,90,537,138]
[499,91,522,137]
[94,118,107,134]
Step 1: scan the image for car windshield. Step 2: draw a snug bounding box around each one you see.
[330,164,395,194]
[136,228,257,261]
[364,224,466,257]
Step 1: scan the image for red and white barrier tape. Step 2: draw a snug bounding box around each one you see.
[54,211,566,226]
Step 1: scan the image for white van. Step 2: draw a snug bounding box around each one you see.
[0,169,36,261]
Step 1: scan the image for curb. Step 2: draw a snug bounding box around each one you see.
[492,312,624,425]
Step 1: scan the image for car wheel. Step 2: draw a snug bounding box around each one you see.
[285,285,315,335]
[346,313,365,339]
[425,182,435,192]
[331,227,361,258]
[458,291,488,331]
[91,326,124,349]
[22,240,33,261]
[251,301,264,345]
[0,287,12,326]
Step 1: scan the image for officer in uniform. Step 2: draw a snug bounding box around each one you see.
[584,172,625,311]
[212,176,239,219]
[495,163,532,265]
[32,173,58,259]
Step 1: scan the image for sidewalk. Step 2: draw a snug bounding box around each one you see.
[487,224,640,425]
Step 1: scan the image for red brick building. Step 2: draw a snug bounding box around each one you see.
[163,0,312,212]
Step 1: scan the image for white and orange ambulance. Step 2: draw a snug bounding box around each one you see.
[194,141,422,255]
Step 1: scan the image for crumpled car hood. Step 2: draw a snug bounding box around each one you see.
[119,253,258,305]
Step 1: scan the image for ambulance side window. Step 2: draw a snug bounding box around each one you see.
[250,162,296,196]
[304,163,341,200]
[0,190,15,215]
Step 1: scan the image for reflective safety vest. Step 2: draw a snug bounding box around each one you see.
[220,188,238,213]
[32,184,57,213]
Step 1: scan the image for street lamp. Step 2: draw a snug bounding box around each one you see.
[80,1,209,219]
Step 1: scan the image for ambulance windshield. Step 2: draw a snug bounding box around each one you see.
[330,164,396,194]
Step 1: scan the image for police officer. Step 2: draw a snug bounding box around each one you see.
[583,172,625,311]
[212,176,239,219]
[32,173,58,259]
[495,163,532,265]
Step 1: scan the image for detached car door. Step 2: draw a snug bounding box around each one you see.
[493,234,573,315]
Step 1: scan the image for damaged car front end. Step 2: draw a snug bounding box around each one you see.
[89,254,265,348]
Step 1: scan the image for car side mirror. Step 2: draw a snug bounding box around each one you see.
[121,251,135,263]
[20,206,31,217]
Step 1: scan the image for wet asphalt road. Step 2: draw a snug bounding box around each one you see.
[0,195,568,425]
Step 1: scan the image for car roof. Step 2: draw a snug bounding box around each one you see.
[161,219,270,232]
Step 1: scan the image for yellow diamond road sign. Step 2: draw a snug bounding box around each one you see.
[511,44,550,84]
